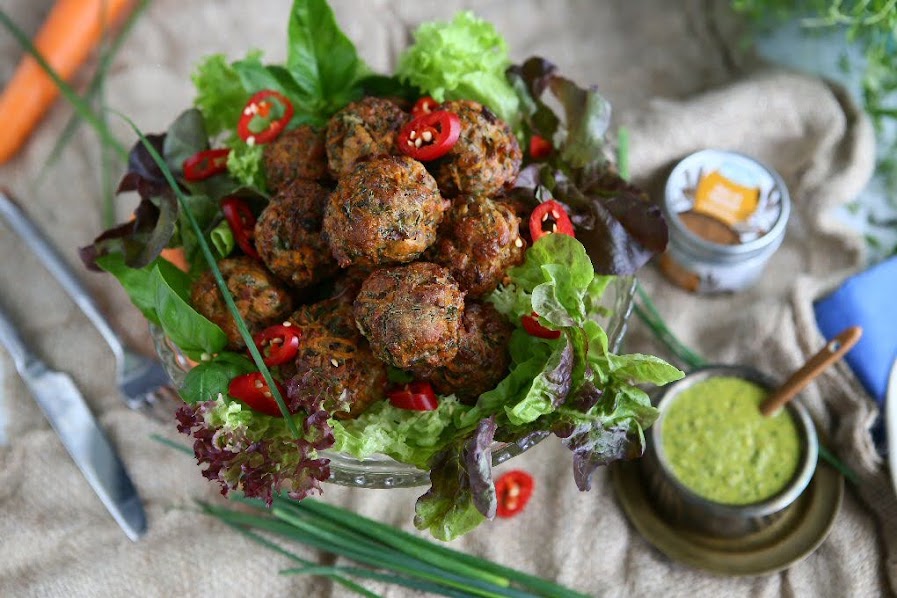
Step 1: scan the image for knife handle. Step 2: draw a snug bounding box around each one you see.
[0,189,125,366]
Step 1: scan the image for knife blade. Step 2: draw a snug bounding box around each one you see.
[0,305,147,541]
[887,356,897,497]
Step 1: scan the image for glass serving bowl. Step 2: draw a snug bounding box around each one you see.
[151,275,635,489]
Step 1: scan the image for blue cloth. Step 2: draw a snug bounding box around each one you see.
[814,255,897,451]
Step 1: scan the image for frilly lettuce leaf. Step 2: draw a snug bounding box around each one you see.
[176,389,334,506]
[396,11,519,128]
[225,140,267,191]
[191,53,251,137]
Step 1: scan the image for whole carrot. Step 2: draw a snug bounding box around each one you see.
[0,0,132,165]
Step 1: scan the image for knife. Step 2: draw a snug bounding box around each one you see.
[0,304,147,541]
[887,356,897,497]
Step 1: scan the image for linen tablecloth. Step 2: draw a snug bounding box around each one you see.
[1,1,895,596]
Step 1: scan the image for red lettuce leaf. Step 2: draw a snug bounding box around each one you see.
[413,417,497,541]
[175,394,334,506]
[562,418,645,491]
[507,56,668,275]
[79,191,177,270]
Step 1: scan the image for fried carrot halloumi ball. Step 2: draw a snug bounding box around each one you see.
[325,96,409,178]
[262,125,328,192]
[190,256,294,350]
[412,301,512,403]
[353,262,465,370]
[322,155,448,267]
[428,194,525,297]
[254,179,338,289]
[283,298,387,420]
[428,100,522,197]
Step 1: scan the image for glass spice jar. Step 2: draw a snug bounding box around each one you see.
[659,149,791,293]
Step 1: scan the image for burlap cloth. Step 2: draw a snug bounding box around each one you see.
[0,1,894,596]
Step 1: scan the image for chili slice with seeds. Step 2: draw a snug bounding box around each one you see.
[520,312,561,340]
[495,470,535,518]
[387,381,439,411]
[237,89,294,145]
[529,199,575,242]
[397,110,461,161]
[228,372,289,417]
[221,197,261,260]
[182,148,231,181]
[528,135,553,160]
[411,96,439,118]
[252,323,301,366]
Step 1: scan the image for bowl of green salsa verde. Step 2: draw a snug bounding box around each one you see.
[642,365,819,538]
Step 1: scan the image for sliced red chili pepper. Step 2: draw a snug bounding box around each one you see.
[529,199,575,243]
[237,89,294,145]
[228,372,289,417]
[252,323,301,366]
[495,470,535,518]
[529,135,553,160]
[221,197,260,260]
[411,96,439,118]
[397,110,461,161]
[182,148,231,181]
[387,381,439,411]
[521,312,561,340]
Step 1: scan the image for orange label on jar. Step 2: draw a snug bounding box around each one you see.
[693,170,759,226]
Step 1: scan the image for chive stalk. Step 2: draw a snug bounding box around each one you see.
[116,113,300,437]
[41,0,151,176]
[290,498,587,598]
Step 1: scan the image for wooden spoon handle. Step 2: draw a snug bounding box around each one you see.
[760,326,863,417]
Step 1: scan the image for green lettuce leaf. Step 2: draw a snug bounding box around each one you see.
[396,11,519,127]
[331,398,474,469]
[490,233,594,326]
[226,140,267,191]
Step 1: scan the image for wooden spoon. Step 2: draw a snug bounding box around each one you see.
[760,326,863,417]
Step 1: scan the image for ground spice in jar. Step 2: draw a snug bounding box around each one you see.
[659,149,791,294]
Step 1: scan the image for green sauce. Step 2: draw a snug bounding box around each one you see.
[660,376,801,505]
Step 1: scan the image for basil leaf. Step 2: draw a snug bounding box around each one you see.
[151,265,226,360]
[162,108,209,175]
[94,254,186,326]
[180,352,256,404]
[286,0,365,117]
